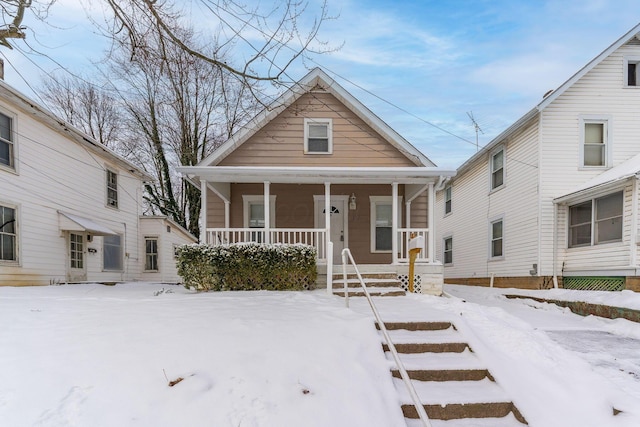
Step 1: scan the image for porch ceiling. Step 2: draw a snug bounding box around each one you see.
[178,166,456,185]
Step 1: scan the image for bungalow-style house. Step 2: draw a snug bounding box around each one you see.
[435,23,640,292]
[140,215,197,283]
[177,68,454,293]
[0,75,155,286]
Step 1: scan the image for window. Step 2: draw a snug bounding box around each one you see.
[444,185,452,215]
[103,234,123,271]
[626,58,640,87]
[490,148,505,190]
[490,218,503,258]
[569,191,623,248]
[106,169,118,208]
[242,195,276,228]
[304,118,332,154]
[370,196,401,253]
[0,204,16,262]
[145,237,158,271]
[443,236,453,265]
[0,112,14,169]
[70,233,84,269]
[580,116,611,168]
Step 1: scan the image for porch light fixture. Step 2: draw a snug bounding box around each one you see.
[349,193,357,210]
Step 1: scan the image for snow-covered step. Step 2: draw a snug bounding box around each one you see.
[334,286,405,297]
[405,412,527,427]
[378,321,454,331]
[386,348,486,371]
[397,378,523,421]
[332,277,402,288]
[383,327,464,344]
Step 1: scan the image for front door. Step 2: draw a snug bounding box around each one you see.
[67,232,87,282]
[315,197,348,265]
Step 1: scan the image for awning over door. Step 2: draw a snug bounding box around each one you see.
[58,211,117,236]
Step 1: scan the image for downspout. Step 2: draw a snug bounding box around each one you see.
[552,201,559,289]
[631,175,639,272]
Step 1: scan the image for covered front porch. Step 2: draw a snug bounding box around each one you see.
[178,166,455,292]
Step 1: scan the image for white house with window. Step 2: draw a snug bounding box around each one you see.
[177,68,455,293]
[435,22,640,292]
[0,77,154,286]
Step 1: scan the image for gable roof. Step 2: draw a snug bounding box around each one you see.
[198,67,435,167]
[456,22,640,177]
[0,80,153,181]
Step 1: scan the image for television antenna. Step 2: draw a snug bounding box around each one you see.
[467,111,484,151]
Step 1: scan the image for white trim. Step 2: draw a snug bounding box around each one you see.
[105,167,119,210]
[369,195,403,254]
[578,115,612,169]
[304,118,333,154]
[0,107,17,174]
[489,215,505,260]
[143,235,160,272]
[443,184,452,216]
[623,56,640,88]
[242,195,276,228]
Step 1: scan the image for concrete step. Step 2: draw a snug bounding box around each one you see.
[377,321,455,331]
[383,327,465,345]
[386,348,486,371]
[333,272,397,280]
[332,278,402,288]
[405,413,527,427]
[392,368,493,382]
[383,342,471,353]
[334,287,406,297]
[395,378,526,423]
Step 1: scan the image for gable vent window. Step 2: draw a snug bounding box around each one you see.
[304,118,332,154]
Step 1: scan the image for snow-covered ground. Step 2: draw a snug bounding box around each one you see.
[2,282,640,426]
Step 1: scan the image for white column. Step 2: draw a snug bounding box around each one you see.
[405,201,411,228]
[200,180,207,244]
[324,182,332,293]
[264,181,271,244]
[428,182,434,263]
[224,200,230,244]
[392,182,398,264]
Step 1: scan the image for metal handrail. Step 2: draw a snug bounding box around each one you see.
[340,248,432,427]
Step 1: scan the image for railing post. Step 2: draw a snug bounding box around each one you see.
[392,182,398,264]
[326,240,333,294]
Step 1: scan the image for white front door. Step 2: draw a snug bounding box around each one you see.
[67,232,87,282]
[315,197,348,265]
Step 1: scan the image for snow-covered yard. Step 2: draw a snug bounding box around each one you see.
[2,282,640,426]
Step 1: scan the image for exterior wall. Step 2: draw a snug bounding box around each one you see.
[219,91,417,167]
[539,41,640,277]
[0,95,145,286]
[140,217,197,283]
[435,118,540,282]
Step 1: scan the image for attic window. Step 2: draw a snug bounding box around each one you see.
[304,118,332,154]
[625,58,640,87]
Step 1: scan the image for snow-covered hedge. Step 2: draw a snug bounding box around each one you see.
[176,243,317,291]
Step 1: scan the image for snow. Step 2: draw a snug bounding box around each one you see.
[2,282,640,426]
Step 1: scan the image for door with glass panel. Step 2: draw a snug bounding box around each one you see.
[68,232,87,282]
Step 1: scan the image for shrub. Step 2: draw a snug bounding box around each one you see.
[176,243,317,291]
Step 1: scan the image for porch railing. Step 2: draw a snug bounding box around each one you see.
[397,228,430,263]
[205,228,327,262]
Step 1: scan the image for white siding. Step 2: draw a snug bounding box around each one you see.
[435,118,540,279]
[0,92,146,285]
[539,42,640,276]
[140,217,196,283]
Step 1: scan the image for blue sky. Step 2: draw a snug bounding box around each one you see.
[2,0,640,169]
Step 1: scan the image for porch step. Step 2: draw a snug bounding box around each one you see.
[375,319,527,426]
[333,272,398,280]
[332,272,406,297]
[333,287,406,297]
[332,278,402,288]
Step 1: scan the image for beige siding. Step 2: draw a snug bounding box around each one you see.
[220,92,416,167]
[539,42,640,275]
[435,118,540,280]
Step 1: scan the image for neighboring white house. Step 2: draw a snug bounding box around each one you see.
[140,216,197,283]
[435,22,640,292]
[0,77,154,286]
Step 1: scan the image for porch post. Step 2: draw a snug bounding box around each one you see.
[264,181,271,244]
[325,182,332,293]
[200,179,207,244]
[428,182,434,263]
[392,182,398,264]
[405,201,411,228]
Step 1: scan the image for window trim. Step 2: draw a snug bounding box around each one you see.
[624,56,640,88]
[144,236,159,272]
[369,196,402,254]
[579,115,612,169]
[242,195,276,228]
[568,191,623,248]
[443,235,453,266]
[0,109,17,173]
[489,216,504,260]
[304,118,333,154]
[444,185,452,215]
[489,146,506,192]
[0,201,18,264]
[106,168,119,209]
[103,234,123,271]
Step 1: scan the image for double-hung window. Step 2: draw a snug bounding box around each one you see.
[580,116,611,168]
[304,118,332,154]
[107,169,118,208]
[103,234,123,271]
[145,237,158,271]
[490,218,503,258]
[443,236,453,265]
[0,204,17,262]
[0,112,14,170]
[444,185,452,215]
[569,191,623,248]
[490,148,505,190]
[242,195,276,242]
[370,196,401,253]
